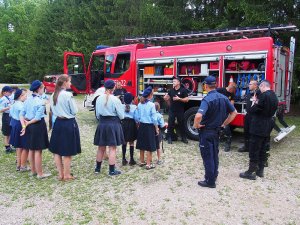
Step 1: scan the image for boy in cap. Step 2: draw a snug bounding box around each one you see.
[0,86,14,153]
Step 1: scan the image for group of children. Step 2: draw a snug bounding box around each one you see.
[0,77,166,179]
[94,80,166,175]
[0,75,81,180]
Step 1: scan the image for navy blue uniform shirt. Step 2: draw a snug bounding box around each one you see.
[198,90,235,129]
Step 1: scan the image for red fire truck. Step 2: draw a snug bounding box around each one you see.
[60,24,297,140]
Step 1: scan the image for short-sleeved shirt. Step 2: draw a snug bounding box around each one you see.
[50,90,78,119]
[167,86,188,112]
[216,88,235,101]
[10,101,24,120]
[95,94,124,120]
[198,90,235,129]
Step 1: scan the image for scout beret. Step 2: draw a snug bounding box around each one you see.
[2,86,13,93]
[30,80,42,92]
[104,79,115,89]
[124,92,133,104]
[142,86,152,98]
[14,89,23,100]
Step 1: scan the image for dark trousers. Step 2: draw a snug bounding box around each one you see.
[248,134,270,170]
[243,113,251,151]
[167,110,186,139]
[199,130,219,185]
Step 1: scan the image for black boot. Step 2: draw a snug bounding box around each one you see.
[224,136,231,152]
[239,162,258,180]
[256,166,264,178]
[238,138,249,152]
[167,136,172,144]
[129,146,136,165]
[181,137,188,144]
[122,144,128,165]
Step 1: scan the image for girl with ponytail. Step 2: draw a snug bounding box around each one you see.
[49,75,81,181]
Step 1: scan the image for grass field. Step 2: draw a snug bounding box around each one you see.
[0,96,299,225]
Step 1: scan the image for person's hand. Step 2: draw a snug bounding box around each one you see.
[155,127,159,135]
[163,93,170,101]
[164,122,168,128]
[20,127,26,136]
[173,95,180,101]
[193,123,205,129]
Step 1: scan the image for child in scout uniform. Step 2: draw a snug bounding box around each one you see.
[154,102,167,165]
[135,86,159,170]
[0,86,14,153]
[49,75,81,181]
[9,89,29,171]
[22,80,51,179]
[121,92,137,166]
[94,80,125,176]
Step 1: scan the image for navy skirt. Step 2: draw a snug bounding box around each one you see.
[121,118,137,142]
[2,113,11,136]
[25,118,49,150]
[49,118,81,156]
[136,123,156,152]
[94,116,124,146]
[9,118,26,148]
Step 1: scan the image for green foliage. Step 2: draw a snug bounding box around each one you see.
[0,0,299,101]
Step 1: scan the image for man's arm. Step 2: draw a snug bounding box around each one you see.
[221,110,237,127]
[173,96,189,103]
[193,112,203,129]
[163,93,170,101]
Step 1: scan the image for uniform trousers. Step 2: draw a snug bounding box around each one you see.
[248,134,270,170]
[243,113,252,150]
[167,110,186,139]
[198,129,219,185]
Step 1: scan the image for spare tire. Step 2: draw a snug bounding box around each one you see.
[184,107,199,141]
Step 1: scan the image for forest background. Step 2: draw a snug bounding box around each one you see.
[1,0,300,101]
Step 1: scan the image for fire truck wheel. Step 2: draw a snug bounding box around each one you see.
[184,107,199,141]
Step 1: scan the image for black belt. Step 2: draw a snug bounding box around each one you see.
[198,127,221,131]
[57,116,69,120]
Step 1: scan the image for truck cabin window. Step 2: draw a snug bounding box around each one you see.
[67,56,84,74]
[114,52,130,74]
[105,54,114,74]
[91,55,105,90]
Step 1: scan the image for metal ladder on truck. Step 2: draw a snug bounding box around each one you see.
[123,24,298,43]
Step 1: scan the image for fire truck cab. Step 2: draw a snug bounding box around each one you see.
[62,25,297,140]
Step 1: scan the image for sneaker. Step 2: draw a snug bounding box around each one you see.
[145,164,156,170]
[94,167,101,174]
[109,170,121,176]
[129,160,137,166]
[20,166,31,172]
[122,159,128,166]
[30,172,37,177]
[5,149,12,154]
[16,166,20,171]
[37,173,51,179]
[156,160,164,165]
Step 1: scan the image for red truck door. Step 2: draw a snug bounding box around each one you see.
[63,52,87,93]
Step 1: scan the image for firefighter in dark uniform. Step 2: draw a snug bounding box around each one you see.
[240,80,278,180]
[163,77,189,144]
[193,76,237,188]
[216,83,236,152]
[238,80,259,152]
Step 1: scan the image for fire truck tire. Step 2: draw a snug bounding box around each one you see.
[184,107,199,141]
